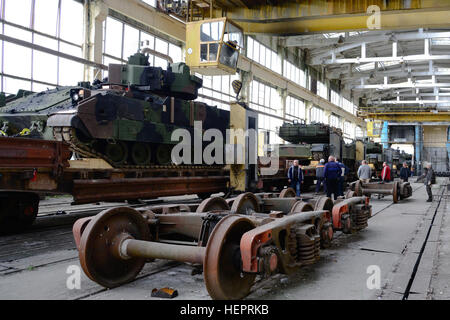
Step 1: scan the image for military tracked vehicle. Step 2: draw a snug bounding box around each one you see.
[0,87,83,139]
[1,52,230,167]
[278,122,344,161]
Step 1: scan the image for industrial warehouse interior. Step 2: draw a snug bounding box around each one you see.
[0,0,449,309]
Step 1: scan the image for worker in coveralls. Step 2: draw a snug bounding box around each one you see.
[315,159,327,194]
[324,156,341,200]
[287,160,304,197]
[336,157,349,197]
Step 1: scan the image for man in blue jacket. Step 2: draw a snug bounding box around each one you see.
[336,157,350,197]
[287,160,304,197]
[324,156,341,200]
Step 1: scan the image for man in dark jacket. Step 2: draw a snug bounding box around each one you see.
[315,159,326,194]
[324,156,341,200]
[336,157,349,197]
[288,160,304,197]
[424,163,435,202]
[399,162,411,182]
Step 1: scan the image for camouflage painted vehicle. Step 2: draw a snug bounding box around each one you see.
[278,122,344,161]
[0,87,80,139]
[365,141,383,177]
[279,121,332,144]
[3,52,230,167]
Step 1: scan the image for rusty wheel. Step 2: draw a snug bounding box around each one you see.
[73,217,93,250]
[393,181,399,203]
[204,215,256,300]
[196,197,230,213]
[345,190,355,199]
[289,201,314,215]
[78,207,150,288]
[354,180,363,197]
[279,188,296,198]
[321,222,334,249]
[230,193,260,214]
[310,196,334,212]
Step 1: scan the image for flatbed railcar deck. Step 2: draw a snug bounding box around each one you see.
[0,137,229,230]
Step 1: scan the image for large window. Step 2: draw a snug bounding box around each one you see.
[286,95,306,122]
[344,121,355,142]
[310,107,326,124]
[102,16,182,77]
[1,0,84,94]
[246,36,282,74]
[331,89,341,107]
[249,80,283,144]
[283,60,306,87]
[317,81,328,99]
[343,97,358,115]
[196,74,239,111]
[329,114,341,129]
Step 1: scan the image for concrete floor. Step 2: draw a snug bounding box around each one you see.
[0,181,448,300]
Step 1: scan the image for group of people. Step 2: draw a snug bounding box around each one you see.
[288,156,349,200]
[287,158,435,202]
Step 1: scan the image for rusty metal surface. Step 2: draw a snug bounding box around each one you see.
[229,192,261,214]
[125,240,206,264]
[78,207,150,288]
[157,213,207,239]
[0,137,70,170]
[331,197,370,232]
[289,201,314,214]
[203,215,257,300]
[196,197,230,213]
[72,176,228,204]
[279,188,296,198]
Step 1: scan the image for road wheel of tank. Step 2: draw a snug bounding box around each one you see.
[131,143,151,166]
[105,141,128,166]
[156,144,173,165]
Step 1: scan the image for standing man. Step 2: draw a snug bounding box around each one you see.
[358,160,372,183]
[381,162,392,182]
[336,157,349,197]
[324,156,341,200]
[288,160,304,197]
[315,159,326,194]
[399,162,411,182]
[424,163,435,202]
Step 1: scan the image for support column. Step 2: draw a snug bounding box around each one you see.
[305,101,313,124]
[279,88,287,120]
[83,0,108,82]
[447,126,450,172]
[381,121,389,149]
[415,125,423,176]
[239,70,252,105]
